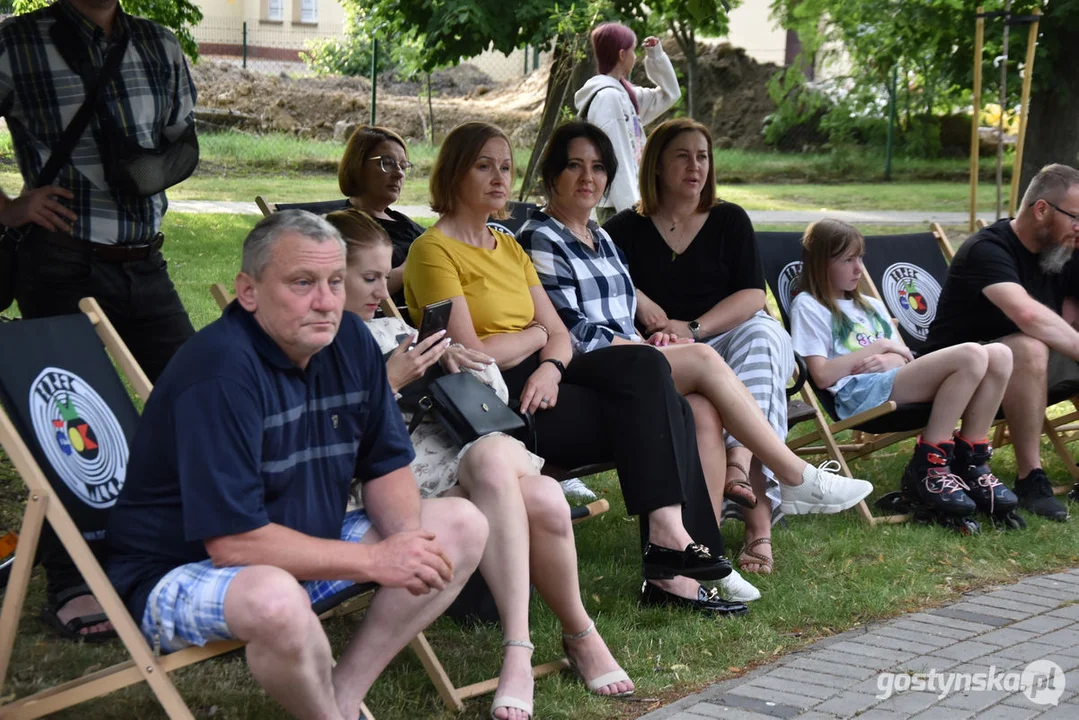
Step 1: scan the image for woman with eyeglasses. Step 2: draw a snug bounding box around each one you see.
[339,126,424,304]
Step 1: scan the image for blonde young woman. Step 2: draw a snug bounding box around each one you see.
[604,118,796,575]
[326,209,632,720]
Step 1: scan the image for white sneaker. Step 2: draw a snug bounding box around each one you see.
[780,460,873,515]
[718,569,761,602]
[560,477,597,502]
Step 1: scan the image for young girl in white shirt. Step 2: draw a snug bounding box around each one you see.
[789,219,1017,521]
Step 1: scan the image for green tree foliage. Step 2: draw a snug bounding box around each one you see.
[13,0,202,59]
[647,0,737,119]
[768,0,1043,156]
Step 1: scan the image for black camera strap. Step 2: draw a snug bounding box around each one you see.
[36,10,130,190]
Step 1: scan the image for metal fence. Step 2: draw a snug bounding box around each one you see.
[192,15,548,81]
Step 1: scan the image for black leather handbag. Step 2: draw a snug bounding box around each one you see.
[408,372,525,447]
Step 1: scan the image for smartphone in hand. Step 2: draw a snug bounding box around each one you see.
[414,299,453,348]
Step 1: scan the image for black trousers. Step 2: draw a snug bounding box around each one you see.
[502,345,723,556]
[15,235,194,596]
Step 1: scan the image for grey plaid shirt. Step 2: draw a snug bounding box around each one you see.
[0,1,196,245]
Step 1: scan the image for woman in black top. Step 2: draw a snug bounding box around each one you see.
[339,125,425,306]
[604,118,796,576]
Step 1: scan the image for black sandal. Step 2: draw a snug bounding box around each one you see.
[41,582,116,643]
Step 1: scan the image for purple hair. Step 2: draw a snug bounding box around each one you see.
[590,23,640,113]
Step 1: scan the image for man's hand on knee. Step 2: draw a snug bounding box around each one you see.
[369,530,454,596]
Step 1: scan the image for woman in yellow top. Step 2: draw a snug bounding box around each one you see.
[405,122,753,699]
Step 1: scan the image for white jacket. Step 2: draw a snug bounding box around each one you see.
[574,44,681,212]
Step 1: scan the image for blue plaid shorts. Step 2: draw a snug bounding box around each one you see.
[141,510,373,653]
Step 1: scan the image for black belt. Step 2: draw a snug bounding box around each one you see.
[41,231,165,263]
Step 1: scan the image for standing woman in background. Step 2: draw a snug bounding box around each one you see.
[575,22,680,221]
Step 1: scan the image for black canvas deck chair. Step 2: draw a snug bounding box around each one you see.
[0,299,449,718]
[861,225,1079,491]
[255,195,349,218]
[486,201,539,236]
[758,230,939,525]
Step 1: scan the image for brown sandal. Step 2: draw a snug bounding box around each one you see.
[725,461,758,509]
[738,537,773,575]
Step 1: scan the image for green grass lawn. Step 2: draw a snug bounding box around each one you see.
[2,216,1076,720]
[0,128,1017,216]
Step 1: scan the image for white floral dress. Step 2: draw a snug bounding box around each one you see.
[348,317,544,509]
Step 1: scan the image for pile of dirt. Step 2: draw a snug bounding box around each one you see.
[659,40,781,151]
[190,60,547,144]
[189,40,780,150]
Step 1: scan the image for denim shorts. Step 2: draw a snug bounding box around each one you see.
[834,368,901,420]
[141,510,372,653]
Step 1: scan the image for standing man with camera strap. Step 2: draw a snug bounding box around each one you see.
[0,0,198,641]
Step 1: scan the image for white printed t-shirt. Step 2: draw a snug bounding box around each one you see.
[789,292,893,395]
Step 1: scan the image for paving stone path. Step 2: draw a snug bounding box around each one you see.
[639,570,1079,720]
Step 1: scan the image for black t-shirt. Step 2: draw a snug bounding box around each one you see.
[377,208,425,307]
[925,219,1077,350]
[603,203,766,322]
[377,208,425,267]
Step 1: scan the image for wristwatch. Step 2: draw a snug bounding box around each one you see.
[688,320,702,342]
[540,358,565,377]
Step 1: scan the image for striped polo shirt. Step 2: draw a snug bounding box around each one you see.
[106,301,414,621]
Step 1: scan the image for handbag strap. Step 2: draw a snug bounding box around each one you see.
[34,11,130,190]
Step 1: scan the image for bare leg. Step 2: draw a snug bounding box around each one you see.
[960,343,1013,439]
[888,343,988,443]
[223,565,346,720]
[519,476,633,697]
[660,344,808,485]
[455,435,536,720]
[331,498,488,719]
[999,334,1049,477]
[686,393,728,525]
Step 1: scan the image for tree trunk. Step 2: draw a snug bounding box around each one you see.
[518,35,592,201]
[1018,13,1079,197]
[670,20,695,119]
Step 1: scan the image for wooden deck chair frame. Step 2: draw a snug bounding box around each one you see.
[207,283,611,706]
[961,220,1079,491]
[0,299,386,719]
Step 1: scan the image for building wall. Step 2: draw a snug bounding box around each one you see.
[722,2,787,66]
[192,0,346,61]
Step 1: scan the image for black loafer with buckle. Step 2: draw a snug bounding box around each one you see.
[639,581,749,616]
[642,542,732,580]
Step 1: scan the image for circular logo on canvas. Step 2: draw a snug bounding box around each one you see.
[881,262,941,341]
[777,260,803,318]
[28,368,127,508]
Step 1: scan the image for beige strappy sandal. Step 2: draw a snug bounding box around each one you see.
[490,639,534,720]
[561,621,634,698]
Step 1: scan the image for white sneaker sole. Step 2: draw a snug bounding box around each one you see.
[780,482,872,515]
[719,572,762,602]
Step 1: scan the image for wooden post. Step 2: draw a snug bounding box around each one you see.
[1009,9,1041,216]
[970,7,985,231]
